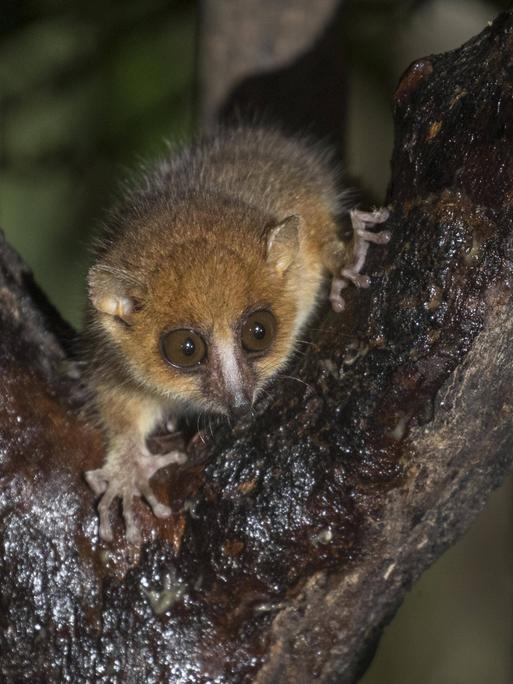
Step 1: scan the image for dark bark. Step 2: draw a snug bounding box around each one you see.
[2,8,513,684]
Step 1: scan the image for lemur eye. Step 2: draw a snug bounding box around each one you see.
[241,311,276,353]
[161,329,207,369]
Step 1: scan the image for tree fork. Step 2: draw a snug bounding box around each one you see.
[1,8,513,684]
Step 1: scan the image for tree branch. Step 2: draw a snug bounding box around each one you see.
[1,8,513,684]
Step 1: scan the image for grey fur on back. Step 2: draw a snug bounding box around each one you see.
[159,126,342,214]
[99,126,344,251]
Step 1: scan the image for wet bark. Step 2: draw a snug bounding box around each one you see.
[2,7,513,684]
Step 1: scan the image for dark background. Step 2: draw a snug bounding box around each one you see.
[1,1,511,681]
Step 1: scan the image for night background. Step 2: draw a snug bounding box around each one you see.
[1,1,511,681]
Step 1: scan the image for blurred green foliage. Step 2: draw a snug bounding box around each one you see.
[1,0,195,326]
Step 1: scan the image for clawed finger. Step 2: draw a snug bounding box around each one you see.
[139,480,172,518]
[84,469,108,495]
[358,229,391,245]
[351,208,390,225]
[97,485,119,541]
[155,450,187,468]
[341,270,371,288]
[122,493,141,545]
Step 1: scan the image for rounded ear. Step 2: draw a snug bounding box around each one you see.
[266,215,300,274]
[88,264,144,325]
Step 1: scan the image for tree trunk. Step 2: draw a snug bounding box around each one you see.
[2,7,513,684]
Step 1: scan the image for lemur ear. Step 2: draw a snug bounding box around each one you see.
[266,215,300,274]
[88,265,144,325]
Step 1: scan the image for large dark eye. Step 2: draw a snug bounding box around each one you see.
[161,329,207,369]
[241,310,276,353]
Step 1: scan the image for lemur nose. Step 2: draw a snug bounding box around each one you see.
[229,395,252,417]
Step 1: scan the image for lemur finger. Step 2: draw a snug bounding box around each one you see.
[351,208,390,226]
[122,493,141,544]
[97,487,118,541]
[358,229,391,244]
[330,278,347,312]
[341,270,371,288]
[139,480,172,518]
[85,468,108,495]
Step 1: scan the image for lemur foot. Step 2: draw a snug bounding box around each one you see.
[85,449,186,544]
[329,208,391,313]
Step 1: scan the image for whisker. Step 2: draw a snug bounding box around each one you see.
[258,387,274,401]
[198,414,207,445]
[277,374,315,393]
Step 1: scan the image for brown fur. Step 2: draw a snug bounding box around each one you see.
[85,128,350,417]
[82,125,383,543]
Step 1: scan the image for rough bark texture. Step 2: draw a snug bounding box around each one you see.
[2,8,513,684]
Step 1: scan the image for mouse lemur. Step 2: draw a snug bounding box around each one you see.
[84,126,390,543]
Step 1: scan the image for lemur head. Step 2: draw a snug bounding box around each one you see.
[88,205,310,417]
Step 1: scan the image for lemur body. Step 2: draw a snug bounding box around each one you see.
[84,127,390,543]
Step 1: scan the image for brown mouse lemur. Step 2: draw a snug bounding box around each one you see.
[84,126,390,543]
